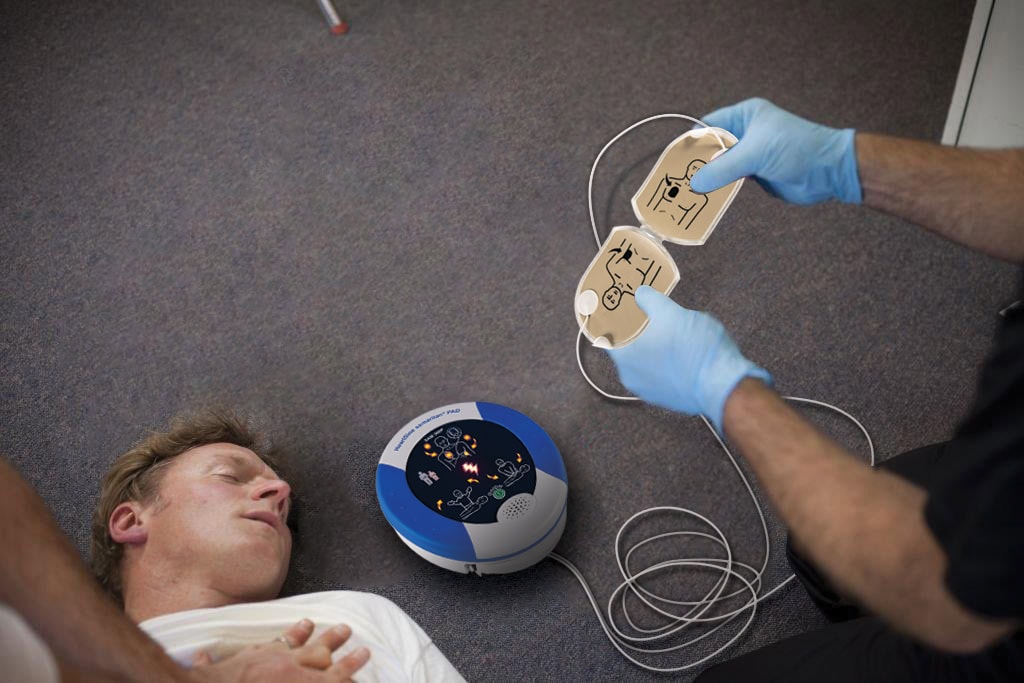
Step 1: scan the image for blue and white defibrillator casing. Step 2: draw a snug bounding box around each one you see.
[376,402,568,574]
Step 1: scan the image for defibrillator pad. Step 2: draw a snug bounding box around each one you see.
[575,127,744,348]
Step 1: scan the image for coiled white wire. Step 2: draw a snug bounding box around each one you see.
[556,114,876,673]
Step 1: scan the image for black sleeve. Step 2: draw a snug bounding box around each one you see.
[924,277,1024,620]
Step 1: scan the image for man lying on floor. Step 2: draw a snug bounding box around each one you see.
[91,409,464,682]
[1,433,374,682]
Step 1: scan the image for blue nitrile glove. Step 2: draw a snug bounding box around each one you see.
[606,286,772,434]
[690,98,862,204]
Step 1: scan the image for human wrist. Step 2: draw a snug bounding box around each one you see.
[700,352,773,434]
[721,376,778,441]
[828,127,862,203]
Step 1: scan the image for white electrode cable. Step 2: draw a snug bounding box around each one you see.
[558,114,876,673]
[575,327,638,402]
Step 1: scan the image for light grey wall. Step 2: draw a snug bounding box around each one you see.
[943,0,1024,148]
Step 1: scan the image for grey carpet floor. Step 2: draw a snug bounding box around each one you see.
[2,0,1018,679]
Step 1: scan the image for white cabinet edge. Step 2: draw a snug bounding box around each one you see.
[941,0,994,147]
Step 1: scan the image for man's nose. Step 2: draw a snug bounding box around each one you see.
[254,478,291,510]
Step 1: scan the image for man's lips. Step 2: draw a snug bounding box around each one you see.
[243,510,282,531]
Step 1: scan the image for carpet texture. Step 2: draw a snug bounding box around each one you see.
[2,0,1017,679]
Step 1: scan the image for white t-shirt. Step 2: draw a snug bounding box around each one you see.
[0,603,58,683]
[140,591,465,683]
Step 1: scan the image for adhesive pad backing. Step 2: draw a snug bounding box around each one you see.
[575,226,679,348]
[632,128,742,246]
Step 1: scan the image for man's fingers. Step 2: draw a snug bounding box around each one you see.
[605,287,680,368]
[689,138,760,194]
[191,650,213,666]
[699,99,759,139]
[634,285,682,319]
[314,624,353,652]
[291,624,353,670]
[271,618,315,649]
[329,647,371,680]
[294,643,335,670]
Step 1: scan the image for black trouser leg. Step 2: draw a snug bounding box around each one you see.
[785,441,951,622]
[693,613,1022,683]
[695,442,1024,682]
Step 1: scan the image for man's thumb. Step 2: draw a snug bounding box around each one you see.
[634,286,678,318]
[690,141,757,193]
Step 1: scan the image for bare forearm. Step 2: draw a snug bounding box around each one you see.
[722,379,1014,652]
[58,659,133,683]
[0,458,188,683]
[856,133,1024,262]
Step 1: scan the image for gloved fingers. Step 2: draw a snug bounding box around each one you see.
[605,342,650,397]
[689,137,762,194]
[602,347,637,396]
[604,300,662,366]
[605,326,648,360]
[604,343,633,368]
[699,99,760,138]
[634,285,683,319]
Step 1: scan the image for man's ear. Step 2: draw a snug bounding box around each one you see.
[109,501,149,545]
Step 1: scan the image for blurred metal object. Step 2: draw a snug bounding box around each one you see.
[315,0,349,34]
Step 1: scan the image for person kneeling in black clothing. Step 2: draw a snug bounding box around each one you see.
[604,98,1024,682]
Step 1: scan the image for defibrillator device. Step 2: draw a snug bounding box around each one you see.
[376,402,567,574]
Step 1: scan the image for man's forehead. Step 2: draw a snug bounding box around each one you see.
[174,442,278,477]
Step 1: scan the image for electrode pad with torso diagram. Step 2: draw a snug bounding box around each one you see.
[575,127,743,349]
